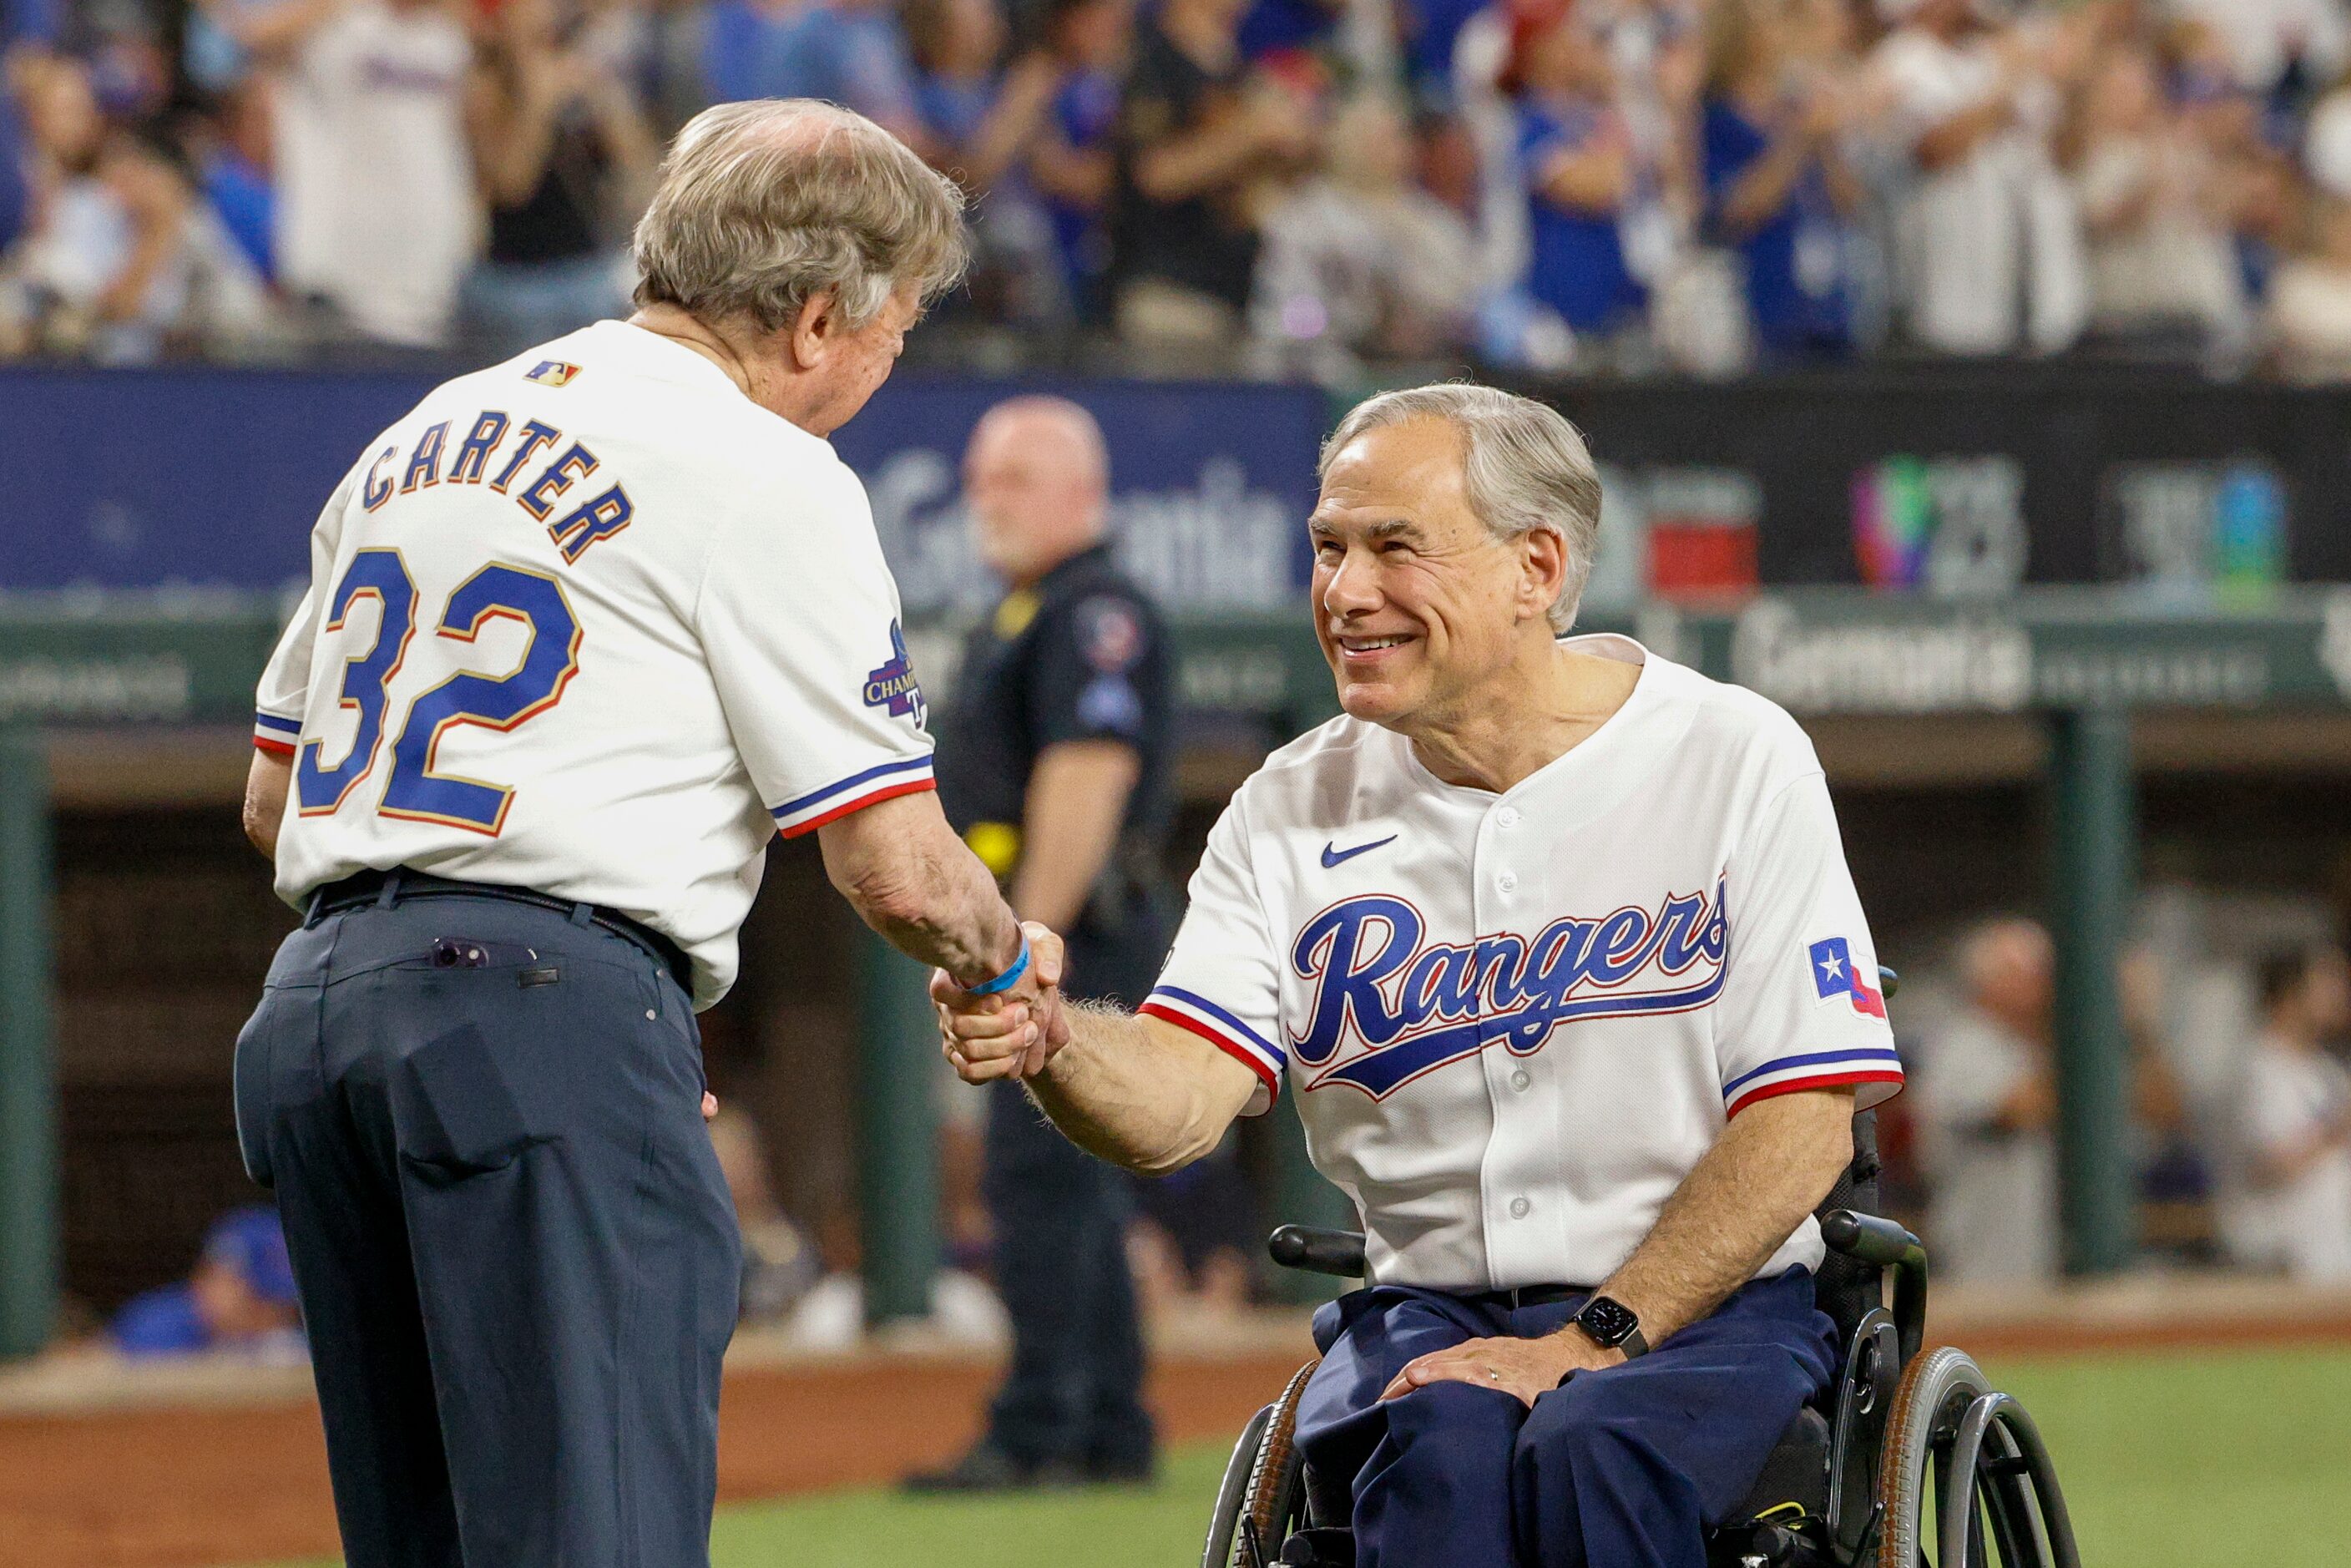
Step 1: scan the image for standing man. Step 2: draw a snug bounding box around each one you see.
[236,101,1052,1568]
[938,383,1904,1567]
[907,397,1175,1491]
[2222,943,2351,1282]
[1914,918,2058,1284]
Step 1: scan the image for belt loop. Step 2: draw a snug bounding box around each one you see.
[376,871,402,909]
[569,902,595,929]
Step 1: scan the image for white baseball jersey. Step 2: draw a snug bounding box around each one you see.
[255,321,935,1006]
[1142,635,1903,1292]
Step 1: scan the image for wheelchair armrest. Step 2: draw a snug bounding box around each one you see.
[1269,1225,1368,1278]
[1820,1209,1928,1369]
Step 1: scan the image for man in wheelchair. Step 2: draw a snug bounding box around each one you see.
[933,384,1907,1567]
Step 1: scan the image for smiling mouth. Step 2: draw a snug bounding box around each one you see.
[1334,633,1414,655]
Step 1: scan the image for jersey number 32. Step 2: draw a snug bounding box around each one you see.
[294,549,581,835]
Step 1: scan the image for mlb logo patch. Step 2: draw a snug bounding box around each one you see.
[525,360,583,387]
[1808,937,1886,1019]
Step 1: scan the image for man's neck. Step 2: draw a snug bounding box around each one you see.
[1404,640,1639,795]
[1009,532,1106,593]
[625,306,826,434]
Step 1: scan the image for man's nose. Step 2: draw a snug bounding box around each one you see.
[1322,549,1382,615]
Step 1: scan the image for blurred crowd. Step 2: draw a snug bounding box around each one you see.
[13,0,2351,375]
[1908,918,2351,1288]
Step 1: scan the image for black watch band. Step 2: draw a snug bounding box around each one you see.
[1563,1294,1649,1372]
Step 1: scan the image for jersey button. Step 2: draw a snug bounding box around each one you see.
[1498,872,1519,893]
[1496,806,1521,828]
[1509,1196,1531,1219]
[1510,1069,1531,1091]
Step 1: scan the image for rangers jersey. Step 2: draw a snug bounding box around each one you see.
[255,321,935,1006]
[1142,635,1903,1292]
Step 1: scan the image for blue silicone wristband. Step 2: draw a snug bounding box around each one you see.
[967,933,1032,996]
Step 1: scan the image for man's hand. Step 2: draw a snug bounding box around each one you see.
[1377,1330,1624,1409]
[934,923,1069,1082]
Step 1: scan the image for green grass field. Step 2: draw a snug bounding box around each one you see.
[253,1345,2351,1568]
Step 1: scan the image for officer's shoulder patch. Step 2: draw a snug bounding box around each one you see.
[1076,674,1144,736]
[1074,595,1145,672]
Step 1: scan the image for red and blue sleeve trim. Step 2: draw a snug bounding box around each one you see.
[1139,984,1283,1104]
[771,753,937,837]
[1724,1047,1904,1116]
[253,710,301,757]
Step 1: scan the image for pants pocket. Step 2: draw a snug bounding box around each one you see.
[392,1022,550,1182]
[232,987,292,1189]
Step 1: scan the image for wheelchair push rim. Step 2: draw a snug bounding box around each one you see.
[1874,1346,2080,1568]
[1204,1358,1319,1568]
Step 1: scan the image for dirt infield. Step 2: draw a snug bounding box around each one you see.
[8,1285,2351,1568]
[0,1345,1309,1568]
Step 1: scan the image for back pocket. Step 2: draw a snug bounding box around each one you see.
[392,1023,550,1181]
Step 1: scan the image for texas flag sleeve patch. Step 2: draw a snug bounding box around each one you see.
[1808,936,1887,1019]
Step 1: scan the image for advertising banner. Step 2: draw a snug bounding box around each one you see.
[0,367,1327,609]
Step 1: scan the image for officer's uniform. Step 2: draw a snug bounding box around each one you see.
[239,322,938,1567]
[935,541,1174,1477]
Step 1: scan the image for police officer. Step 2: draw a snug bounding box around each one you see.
[909,396,1175,1490]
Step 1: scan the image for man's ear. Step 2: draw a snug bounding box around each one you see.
[1520,526,1570,624]
[786,289,840,370]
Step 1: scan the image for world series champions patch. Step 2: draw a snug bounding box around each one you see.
[862,620,926,726]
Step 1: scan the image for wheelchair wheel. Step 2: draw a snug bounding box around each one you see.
[1202,1359,1318,1568]
[1875,1347,2079,1568]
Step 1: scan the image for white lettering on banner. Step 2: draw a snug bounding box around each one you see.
[864,451,1298,615]
[0,656,192,721]
[2035,645,2268,707]
[1730,598,2033,713]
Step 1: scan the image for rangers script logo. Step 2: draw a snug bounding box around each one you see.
[1288,883,1729,1097]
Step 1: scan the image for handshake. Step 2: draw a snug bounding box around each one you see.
[933,921,1072,1085]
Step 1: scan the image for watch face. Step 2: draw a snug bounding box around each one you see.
[1579,1296,1639,1347]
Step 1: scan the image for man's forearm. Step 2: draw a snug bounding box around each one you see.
[1587,1089,1856,1346]
[820,793,1024,987]
[1027,1004,1251,1175]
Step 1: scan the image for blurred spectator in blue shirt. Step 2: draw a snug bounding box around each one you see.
[1511,0,1646,340]
[191,78,275,279]
[1698,0,1863,359]
[907,0,1004,165]
[701,0,921,144]
[112,1206,306,1359]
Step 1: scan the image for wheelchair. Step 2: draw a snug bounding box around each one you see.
[1203,974,2081,1568]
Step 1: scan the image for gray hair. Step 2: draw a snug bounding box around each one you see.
[1319,383,1603,633]
[631,99,970,335]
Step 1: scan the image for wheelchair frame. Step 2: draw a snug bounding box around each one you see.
[1202,973,2082,1568]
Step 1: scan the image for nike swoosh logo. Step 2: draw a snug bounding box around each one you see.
[1321,835,1397,869]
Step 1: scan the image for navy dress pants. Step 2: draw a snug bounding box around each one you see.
[1295,1268,1838,1568]
[233,891,741,1568]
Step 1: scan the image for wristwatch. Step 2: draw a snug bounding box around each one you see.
[1566,1295,1649,1360]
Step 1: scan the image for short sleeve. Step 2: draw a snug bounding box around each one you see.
[253,459,363,756]
[1714,771,1904,1115]
[1029,591,1161,749]
[695,463,937,837]
[1139,795,1286,1115]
